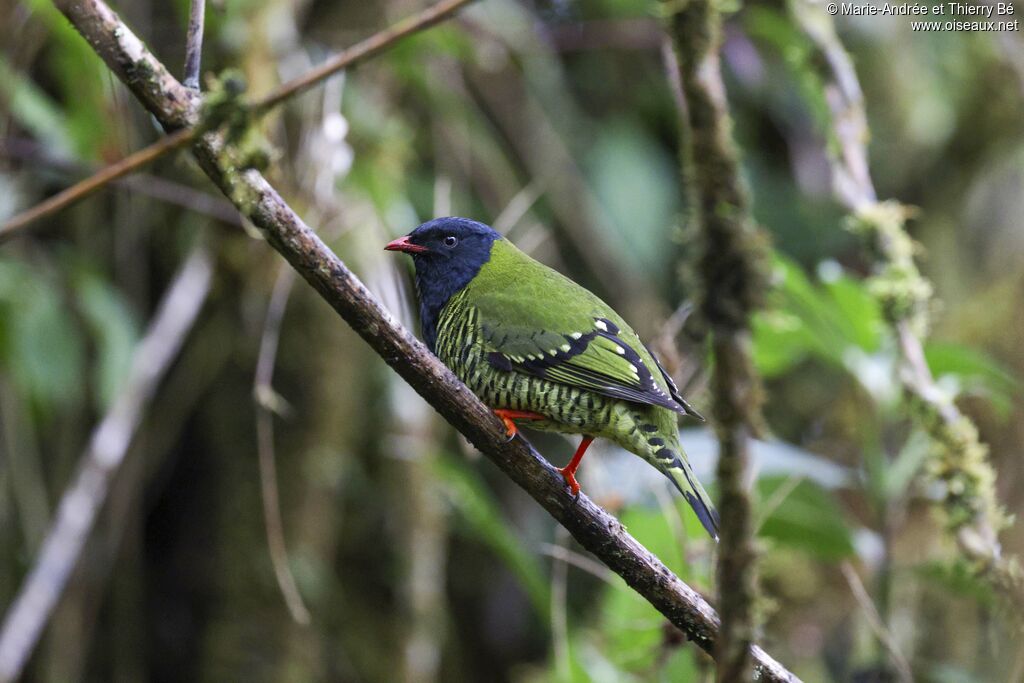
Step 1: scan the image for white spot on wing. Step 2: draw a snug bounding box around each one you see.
[560,344,571,353]
[594,320,608,332]
[570,332,583,340]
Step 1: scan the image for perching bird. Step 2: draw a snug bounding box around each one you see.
[386,217,719,540]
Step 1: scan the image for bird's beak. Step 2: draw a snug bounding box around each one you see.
[384,235,430,254]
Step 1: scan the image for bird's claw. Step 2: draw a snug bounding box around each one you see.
[557,467,581,499]
[493,409,543,442]
[500,417,518,442]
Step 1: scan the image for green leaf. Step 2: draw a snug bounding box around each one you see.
[585,121,680,277]
[882,429,932,501]
[757,476,855,560]
[23,0,113,159]
[752,309,815,377]
[0,56,73,155]
[913,560,995,608]
[0,258,84,413]
[72,268,140,408]
[822,272,884,353]
[753,255,885,379]
[579,505,710,679]
[924,341,1020,417]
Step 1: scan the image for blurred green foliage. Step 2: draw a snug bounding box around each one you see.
[1,0,1023,681]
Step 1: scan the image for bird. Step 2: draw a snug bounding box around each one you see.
[385,217,719,540]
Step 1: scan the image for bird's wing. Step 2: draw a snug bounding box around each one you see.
[470,274,694,416]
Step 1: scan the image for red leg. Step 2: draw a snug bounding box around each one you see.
[558,436,594,496]
[493,409,545,439]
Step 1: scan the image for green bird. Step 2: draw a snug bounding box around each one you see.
[386,217,719,539]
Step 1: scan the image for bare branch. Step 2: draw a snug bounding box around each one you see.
[0,247,212,683]
[1,136,242,225]
[184,0,206,90]
[42,1,801,679]
[252,0,476,112]
[0,128,194,241]
[56,0,200,128]
[538,542,617,586]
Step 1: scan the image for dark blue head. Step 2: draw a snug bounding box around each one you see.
[385,217,501,350]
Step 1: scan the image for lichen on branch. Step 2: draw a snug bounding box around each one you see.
[845,201,932,337]
[662,0,770,679]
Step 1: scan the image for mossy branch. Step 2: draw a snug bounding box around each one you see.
[0,0,478,240]
[27,0,802,679]
[663,1,770,680]
[791,0,1024,620]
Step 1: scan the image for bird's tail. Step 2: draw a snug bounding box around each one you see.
[660,448,719,542]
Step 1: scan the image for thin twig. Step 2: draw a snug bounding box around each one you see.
[0,246,212,683]
[840,562,913,683]
[1,0,477,239]
[46,2,801,679]
[754,475,804,533]
[183,0,205,90]
[0,137,242,225]
[0,128,194,241]
[492,181,542,235]
[538,542,617,586]
[253,0,475,112]
[254,266,311,625]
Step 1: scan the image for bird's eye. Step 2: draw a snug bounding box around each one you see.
[443,235,458,248]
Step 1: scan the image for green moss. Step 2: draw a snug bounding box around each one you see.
[663,0,770,334]
[845,201,932,336]
[851,199,1021,618]
[199,69,277,214]
[912,398,1001,532]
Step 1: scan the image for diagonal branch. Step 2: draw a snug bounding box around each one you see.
[0,246,213,683]
[0,128,194,239]
[36,1,801,679]
[254,0,475,112]
[0,0,476,240]
[1,137,243,225]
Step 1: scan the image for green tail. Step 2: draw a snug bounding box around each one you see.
[661,452,719,542]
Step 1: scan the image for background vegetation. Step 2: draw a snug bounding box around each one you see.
[1,0,1022,680]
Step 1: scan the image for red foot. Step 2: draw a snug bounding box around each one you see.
[493,409,545,440]
[557,467,581,496]
[558,436,594,497]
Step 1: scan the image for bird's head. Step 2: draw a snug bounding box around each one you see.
[385,217,502,349]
